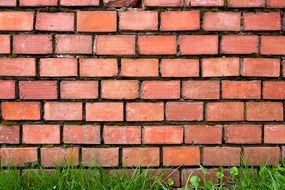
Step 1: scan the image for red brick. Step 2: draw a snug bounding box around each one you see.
[0,125,20,144]
[0,80,15,99]
[36,13,74,31]
[0,12,33,31]
[0,58,35,77]
[161,59,199,77]
[224,125,262,144]
[40,58,77,77]
[163,147,200,166]
[41,147,79,167]
[63,125,100,144]
[61,81,98,99]
[0,35,10,54]
[268,0,285,7]
[264,125,285,144]
[104,126,141,144]
[142,81,180,99]
[244,147,280,166]
[1,102,40,120]
[206,102,244,121]
[0,0,16,6]
[185,125,222,144]
[244,12,280,31]
[138,35,176,55]
[183,80,220,99]
[13,35,52,54]
[261,36,285,55]
[221,35,258,54]
[82,148,119,167]
[126,103,164,121]
[86,102,123,121]
[61,0,99,6]
[123,148,160,167]
[179,35,218,55]
[161,11,200,31]
[143,126,183,144]
[120,11,158,31]
[20,0,58,6]
[77,11,116,32]
[121,59,158,77]
[263,81,285,99]
[56,35,92,54]
[246,102,283,121]
[242,58,280,77]
[283,61,285,77]
[80,59,118,77]
[188,0,224,6]
[166,102,203,121]
[19,81,57,100]
[23,125,60,144]
[202,58,240,77]
[228,0,265,7]
[144,0,182,7]
[103,0,140,7]
[101,80,139,99]
[203,147,241,166]
[44,102,82,121]
[203,12,241,31]
[96,35,135,55]
[1,148,37,166]
[222,81,261,99]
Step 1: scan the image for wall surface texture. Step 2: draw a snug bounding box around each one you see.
[0,0,285,187]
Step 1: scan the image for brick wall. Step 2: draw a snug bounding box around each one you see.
[0,0,284,187]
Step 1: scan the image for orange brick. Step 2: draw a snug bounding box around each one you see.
[222,80,261,99]
[179,35,218,55]
[221,35,258,54]
[183,80,220,99]
[0,0,16,6]
[224,125,262,144]
[126,103,164,121]
[19,81,58,100]
[144,0,182,7]
[41,147,79,167]
[143,126,183,144]
[0,125,20,144]
[163,147,200,166]
[123,148,160,167]
[23,125,60,144]
[96,35,135,55]
[203,12,241,31]
[202,58,240,77]
[261,36,285,55]
[268,0,285,7]
[61,0,99,6]
[203,147,241,166]
[61,81,98,99]
[55,35,92,54]
[86,102,123,121]
[1,148,37,166]
[104,126,141,144]
[44,102,82,121]
[188,0,224,6]
[138,35,176,55]
[244,147,280,166]
[0,80,15,99]
[121,59,158,77]
[264,125,285,144]
[63,125,101,144]
[244,12,281,31]
[242,58,280,77]
[120,11,158,31]
[161,59,199,77]
[1,102,40,120]
[0,58,36,76]
[263,81,285,99]
[161,11,200,31]
[36,13,74,31]
[166,102,203,121]
[82,148,119,167]
[101,80,139,99]
[206,102,244,121]
[0,12,33,31]
[20,0,58,6]
[228,0,265,7]
[185,125,222,144]
[0,35,10,54]
[13,35,52,54]
[40,58,77,77]
[80,59,118,77]
[246,102,283,121]
[77,11,116,32]
[142,81,180,99]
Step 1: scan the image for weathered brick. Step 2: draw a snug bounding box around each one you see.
[183,80,220,99]
[0,125,20,144]
[36,13,74,31]
[142,81,180,99]
[1,102,41,120]
[104,126,141,144]
[61,81,98,99]
[0,0,16,6]
[244,12,281,31]
[203,147,241,166]
[13,35,52,54]
[261,36,285,55]
[228,0,265,7]
[19,81,58,100]
[163,147,200,166]
[222,80,261,99]
[263,81,285,99]
[144,0,182,7]
[244,147,280,166]
[101,80,139,99]
[0,80,15,99]
[44,102,82,121]
[206,102,244,121]
[86,102,123,121]
[0,35,10,54]
[56,35,93,54]
[246,102,283,121]
[143,126,183,144]
[60,0,99,6]
[80,59,118,77]
[203,12,241,31]
[123,148,160,167]
[185,125,222,144]
[264,125,285,144]
[40,58,77,77]
[161,59,199,77]
[221,35,258,54]
[268,0,285,8]
[202,58,240,77]
[23,125,60,144]
[20,0,58,6]
[242,58,280,77]
[0,12,33,31]
[121,59,158,77]
[126,103,164,121]
[63,125,101,144]
[1,148,37,166]
[0,58,36,76]
[166,102,203,121]
[82,148,119,167]
[188,0,224,6]
[224,125,262,144]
